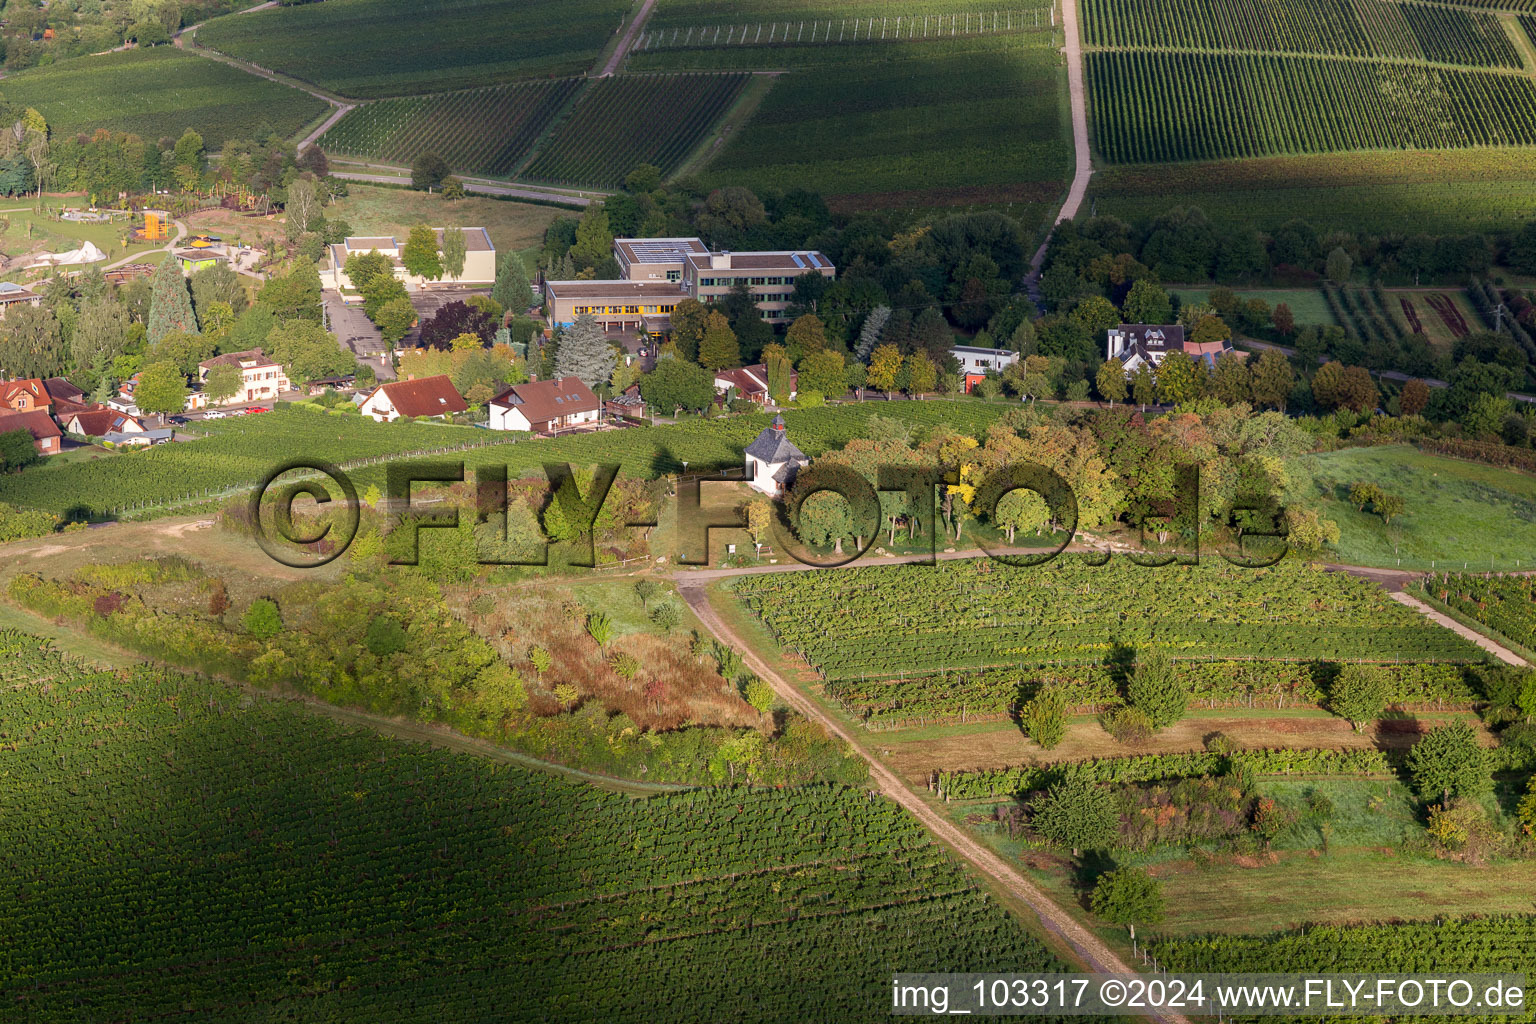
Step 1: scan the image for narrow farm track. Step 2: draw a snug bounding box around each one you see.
[677,580,1190,1022]
[1031,0,1092,275]
[600,0,658,77]
[329,170,595,206]
[1390,591,1530,667]
[299,102,355,153]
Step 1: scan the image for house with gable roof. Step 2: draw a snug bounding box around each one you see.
[744,414,808,497]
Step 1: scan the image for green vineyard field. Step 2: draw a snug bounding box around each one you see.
[520,73,752,188]
[732,559,1483,680]
[195,0,629,97]
[0,630,1070,1021]
[319,79,580,177]
[1419,573,1536,652]
[0,48,329,150]
[1088,51,1536,163]
[1083,0,1523,68]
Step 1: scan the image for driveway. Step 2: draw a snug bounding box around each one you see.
[324,291,393,380]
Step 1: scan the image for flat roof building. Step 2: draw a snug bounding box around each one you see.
[545,279,687,334]
[327,228,496,290]
[614,237,710,282]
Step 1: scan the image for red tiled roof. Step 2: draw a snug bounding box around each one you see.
[0,378,50,409]
[0,408,61,441]
[489,376,599,424]
[63,407,142,437]
[373,374,468,418]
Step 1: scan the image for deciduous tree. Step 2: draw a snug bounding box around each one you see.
[1407,721,1490,805]
[1090,867,1164,940]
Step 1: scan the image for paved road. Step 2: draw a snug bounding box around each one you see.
[323,292,393,380]
[600,0,657,76]
[677,579,1189,1016]
[1029,0,1091,275]
[332,171,594,207]
[300,102,355,153]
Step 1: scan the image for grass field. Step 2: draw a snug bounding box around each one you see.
[318,183,564,255]
[1391,288,1482,350]
[1168,286,1337,327]
[0,632,1071,1021]
[0,207,163,268]
[319,79,581,178]
[1088,149,1536,236]
[686,36,1069,216]
[0,48,329,150]
[1287,445,1536,571]
[195,0,630,97]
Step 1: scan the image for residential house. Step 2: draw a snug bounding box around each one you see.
[43,378,84,404]
[0,378,51,412]
[61,407,145,438]
[744,414,808,497]
[198,349,290,405]
[0,408,61,455]
[358,374,468,422]
[0,282,41,318]
[715,363,795,406]
[950,345,1021,393]
[605,385,646,422]
[487,376,600,434]
[1107,324,1235,372]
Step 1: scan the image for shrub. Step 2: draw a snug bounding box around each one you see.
[242,598,282,639]
[1032,774,1119,855]
[1126,649,1187,729]
[1102,706,1154,744]
[744,677,775,714]
[364,614,409,657]
[1406,721,1490,804]
[1022,685,1067,750]
[1328,664,1390,733]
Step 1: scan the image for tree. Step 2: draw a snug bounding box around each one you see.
[697,311,740,370]
[190,263,246,323]
[784,313,828,364]
[796,490,856,553]
[1126,649,1186,730]
[1022,685,1067,749]
[266,319,354,386]
[1249,349,1294,410]
[906,351,937,394]
[1130,362,1158,409]
[1154,350,1201,405]
[243,598,283,640]
[745,497,772,555]
[134,360,188,418]
[400,224,443,281]
[867,343,903,396]
[284,176,323,241]
[1032,775,1119,856]
[570,206,614,270]
[669,298,709,363]
[440,177,465,201]
[375,297,417,345]
[1071,295,1120,339]
[1328,664,1390,733]
[203,362,243,404]
[1121,279,1172,325]
[147,257,195,343]
[1283,505,1340,552]
[1272,302,1295,336]
[419,301,494,349]
[1095,358,1127,406]
[491,252,534,312]
[639,357,714,413]
[1464,392,1513,439]
[763,343,793,403]
[0,303,60,380]
[1190,314,1232,348]
[1325,246,1353,284]
[797,348,846,399]
[411,152,450,191]
[1400,378,1431,417]
[70,299,129,386]
[694,186,767,245]
[345,250,393,293]
[1406,721,1490,804]
[1210,351,1252,405]
[440,226,468,281]
[856,305,891,361]
[147,331,215,377]
[586,610,614,651]
[555,314,617,389]
[1090,867,1164,940]
[0,430,40,472]
[364,615,409,657]
[257,262,323,322]
[995,487,1050,541]
[1375,492,1406,525]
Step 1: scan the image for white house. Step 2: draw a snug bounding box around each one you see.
[487,376,600,434]
[1106,323,1234,372]
[197,349,290,405]
[326,228,496,291]
[744,414,808,497]
[951,345,1020,393]
[715,363,795,406]
[358,374,468,422]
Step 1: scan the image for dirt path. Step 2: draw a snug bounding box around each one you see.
[1029,0,1091,274]
[600,0,658,77]
[1390,591,1529,667]
[677,580,1188,1017]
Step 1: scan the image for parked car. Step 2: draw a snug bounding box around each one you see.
[203,410,227,420]
[246,406,271,414]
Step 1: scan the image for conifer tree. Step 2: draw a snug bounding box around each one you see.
[147,258,196,344]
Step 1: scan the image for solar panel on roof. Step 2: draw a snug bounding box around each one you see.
[790,253,806,269]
